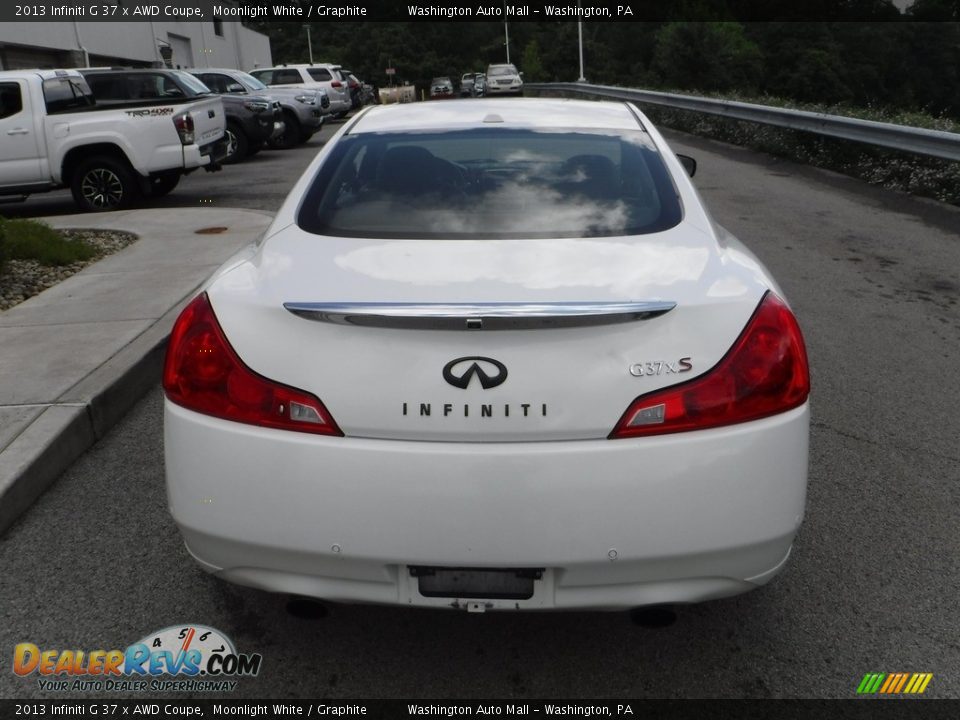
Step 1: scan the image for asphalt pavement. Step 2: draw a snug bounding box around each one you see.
[1,119,958,699]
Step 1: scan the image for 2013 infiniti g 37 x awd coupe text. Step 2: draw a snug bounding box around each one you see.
[163,98,810,611]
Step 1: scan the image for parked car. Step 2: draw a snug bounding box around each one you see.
[460,72,477,97]
[485,63,523,96]
[429,76,454,99]
[360,82,378,105]
[249,64,351,119]
[175,69,281,164]
[338,69,364,109]
[188,68,326,151]
[163,98,811,612]
[0,68,225,211]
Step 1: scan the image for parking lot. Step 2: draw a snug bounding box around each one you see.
[1,116,959,699]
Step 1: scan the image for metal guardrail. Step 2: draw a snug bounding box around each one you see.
[525,83,960,162]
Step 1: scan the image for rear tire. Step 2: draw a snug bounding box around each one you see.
[223,123,249,164]
[268,111,301,150]
[70,156,139,212]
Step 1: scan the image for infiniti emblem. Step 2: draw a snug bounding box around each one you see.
[442,356,508,390]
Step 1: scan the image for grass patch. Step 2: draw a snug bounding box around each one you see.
[0,217,97,270]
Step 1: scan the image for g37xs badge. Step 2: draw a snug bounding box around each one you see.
[630,358,693,377]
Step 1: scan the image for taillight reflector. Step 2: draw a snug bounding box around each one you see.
[610,292,810,439]
[163,293,342,436]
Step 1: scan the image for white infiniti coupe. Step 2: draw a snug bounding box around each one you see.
[163,98,810,611]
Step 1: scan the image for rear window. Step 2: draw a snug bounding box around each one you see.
[84,72,203,101]
[1,83,24,118]
[252,69,302,85]
[43,77,95,113]
[307,68,333,82]
[296,129,683,239]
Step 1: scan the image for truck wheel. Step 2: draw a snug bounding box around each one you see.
[148,173,180,197]
[223,123,249,164]
[268,112,301,150]
[71,156,139,211]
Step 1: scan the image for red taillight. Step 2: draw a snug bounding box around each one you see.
[330,80,343,88]
[163,293,342,436]
[173,112,194,145]
[610,292,810,439]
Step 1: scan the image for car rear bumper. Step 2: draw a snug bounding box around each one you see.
[164,401,808,610]
[327,97,352,114]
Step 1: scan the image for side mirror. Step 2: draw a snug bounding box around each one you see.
[519,71,524,78]
[226,83,244,93]
[676,154,697,178]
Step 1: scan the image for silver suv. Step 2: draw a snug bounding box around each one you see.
[190,68,327,149]
[249,64,352,118]
[485,63,523,96]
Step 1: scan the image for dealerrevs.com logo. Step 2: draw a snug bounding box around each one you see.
[13,625,261,692]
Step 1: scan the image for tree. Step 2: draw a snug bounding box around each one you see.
[651,22,763,92]
[521,39,545,82]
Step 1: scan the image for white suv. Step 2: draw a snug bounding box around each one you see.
[485,63,523,96]
[249,64,352,117]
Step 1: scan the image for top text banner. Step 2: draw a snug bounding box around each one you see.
[1,0,898,23]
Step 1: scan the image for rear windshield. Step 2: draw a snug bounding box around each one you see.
[43,77,95,113]
[84,72,207,101]
[307,68,333,82]
[251,68,302,85]
[296,129,682,239]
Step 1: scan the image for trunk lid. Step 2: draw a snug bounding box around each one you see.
[208,226,771,442]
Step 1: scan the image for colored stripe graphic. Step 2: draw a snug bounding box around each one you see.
[893,673,910,693]
[857,673,885,694]
[857,672,932,694]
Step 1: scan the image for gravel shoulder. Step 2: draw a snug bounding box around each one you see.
[0,228,137,312]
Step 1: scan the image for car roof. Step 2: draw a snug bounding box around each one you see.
[80,68,181,75]
[350,98,643,134]
[257,63,339,70]
[0,69,84,80]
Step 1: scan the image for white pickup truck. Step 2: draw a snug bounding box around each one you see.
[0,68,226,211]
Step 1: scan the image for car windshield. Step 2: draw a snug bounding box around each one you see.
[171,70,213,95]
[489,66,517,77]
[297,128,683,239]
[234,71,269,92]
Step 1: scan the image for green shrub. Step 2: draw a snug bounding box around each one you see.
[0,217,96,267]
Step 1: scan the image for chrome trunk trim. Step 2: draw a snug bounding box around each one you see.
[283,301,676,330]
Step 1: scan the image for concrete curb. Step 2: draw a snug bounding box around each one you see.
[0,208,273,536]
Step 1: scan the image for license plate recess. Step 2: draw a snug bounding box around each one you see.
[410,566,543,600]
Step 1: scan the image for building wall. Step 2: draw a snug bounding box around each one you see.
[0,16,271,71]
